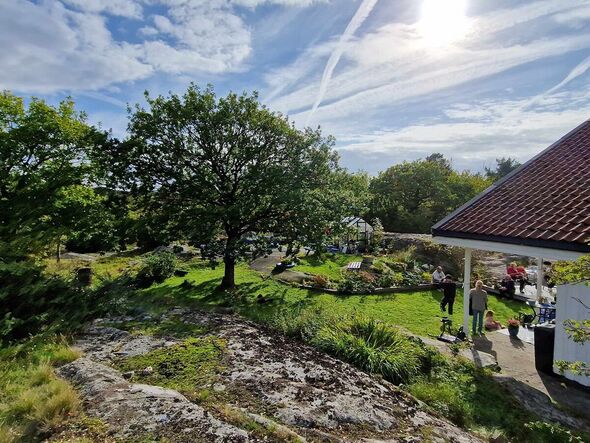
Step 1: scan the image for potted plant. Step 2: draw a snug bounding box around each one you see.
[507,318,520,338]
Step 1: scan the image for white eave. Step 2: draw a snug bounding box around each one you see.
[433,235,585,262]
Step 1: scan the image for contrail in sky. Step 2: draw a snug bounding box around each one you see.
[305,0,379,126]
[545,53,590,96]
[524,53,590,110]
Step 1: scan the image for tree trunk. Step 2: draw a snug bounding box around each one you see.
[56,239,61,263]
[219,235,238,290]
[220,255,236,290]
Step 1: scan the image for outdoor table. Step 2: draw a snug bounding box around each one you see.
[538,304,556,323]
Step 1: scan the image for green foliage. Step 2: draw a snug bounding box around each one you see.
[337,271,376,293]
[312,317,427,385]
[136,252,177,287]
[409,380,469,425]
[117,337,225,400]
[0,91,112,259]
[295,253,362,282]
[553,255,590,285]
[0,259,130,342]
[100,84,354,289]
[524,421,585,443]
[485,157,521,181]
[368,155,490,233]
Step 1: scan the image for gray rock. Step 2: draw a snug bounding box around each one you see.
[57,358,249,442]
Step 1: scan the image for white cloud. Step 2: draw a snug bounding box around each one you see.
[0,1,153,93]
[336,88,590,172]
[266,0,590,123]
[61,0,143,18]
[0,0,319,94]
[232,0,326,7]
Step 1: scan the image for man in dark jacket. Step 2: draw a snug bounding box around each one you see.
[498,274,516,298]
[440,275,457,315]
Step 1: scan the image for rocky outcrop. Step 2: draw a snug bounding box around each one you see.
[57,358,249,442]
[61,310,481,442]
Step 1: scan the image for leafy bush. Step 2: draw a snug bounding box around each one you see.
[375,271,404,288]
[259,306,328,341]
[136,252,177,287]
[524,421,585,443]
[312,317,426,385]
[337,271,376,293]
[309,274,330,288]
[0,261,90,341]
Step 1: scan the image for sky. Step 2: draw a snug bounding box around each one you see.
[2,0,590,174]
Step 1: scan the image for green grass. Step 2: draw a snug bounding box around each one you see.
[43,255,139,286]
[0,336,82,443]
[116,337,226,401]
[294,253,363,281]
[136,263,521,337]
[107,316,209,339]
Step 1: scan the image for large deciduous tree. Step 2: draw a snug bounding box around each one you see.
[0,91,108,259]
[368,155,490,233]
[104,85,353,289]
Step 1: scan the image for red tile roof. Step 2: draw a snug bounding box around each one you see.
[432,120,590,253]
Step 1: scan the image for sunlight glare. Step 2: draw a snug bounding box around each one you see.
[418,0,469,48]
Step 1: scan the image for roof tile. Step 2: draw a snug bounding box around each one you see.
[434,120,590,252]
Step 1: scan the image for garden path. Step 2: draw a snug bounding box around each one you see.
[473,333,590,432]
[249,249,311,284]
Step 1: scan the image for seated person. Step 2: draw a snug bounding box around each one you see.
[506,262,521,279]
[507,262,527,293]
[516,264,530,292]
[498,274,516,298]
[484,310,502,331]
[431,266,446,285]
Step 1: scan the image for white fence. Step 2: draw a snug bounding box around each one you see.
[554,284,590,387]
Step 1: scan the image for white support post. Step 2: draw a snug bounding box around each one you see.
[463,248,472,336]
[537,257,544,301]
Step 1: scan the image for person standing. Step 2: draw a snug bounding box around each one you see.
[470,280,488,336]
[440,275,457,315]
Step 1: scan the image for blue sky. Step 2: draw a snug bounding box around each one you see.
[2,0,590,174]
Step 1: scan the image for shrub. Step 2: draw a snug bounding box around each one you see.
[337,272,376,293]
[136,252,177,287]
[312,317,426,385]
[309,274,330,288]
[375,271,404,288]
[259,306,328,341]
[524,421,585,443]
[0,261,96,341]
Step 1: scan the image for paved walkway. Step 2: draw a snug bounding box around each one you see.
[473,332,590,431]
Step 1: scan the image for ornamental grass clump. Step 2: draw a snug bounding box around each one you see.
[312,317,426,385]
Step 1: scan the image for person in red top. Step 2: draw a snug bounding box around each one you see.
[507,262,528,293]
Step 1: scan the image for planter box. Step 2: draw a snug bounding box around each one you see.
[297,283,436,295]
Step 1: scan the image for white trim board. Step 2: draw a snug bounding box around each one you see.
[433,236,585,261]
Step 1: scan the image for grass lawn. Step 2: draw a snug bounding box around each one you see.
[139,262,522,337]
[43,254,141,286]
[294,253,363,281]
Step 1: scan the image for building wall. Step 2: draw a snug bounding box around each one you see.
[554,284,590,387]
